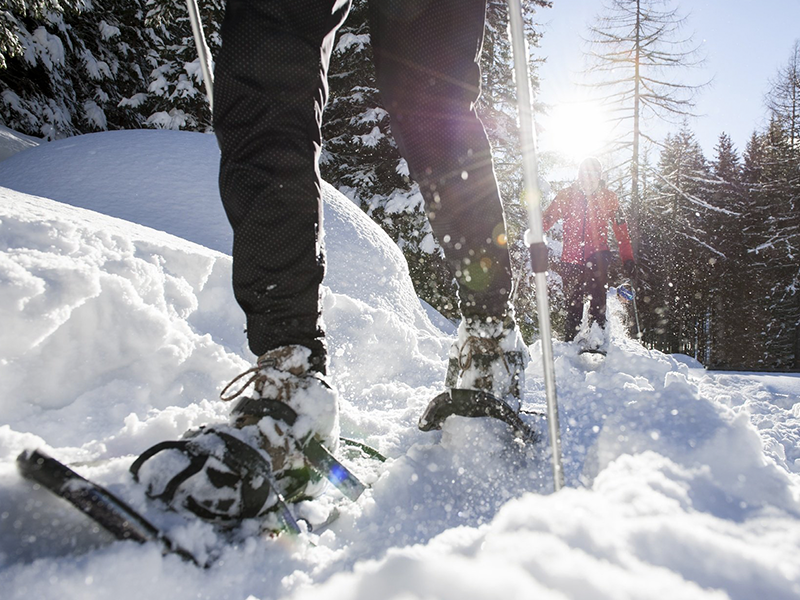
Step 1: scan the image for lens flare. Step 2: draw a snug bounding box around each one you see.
[541,100,613,160]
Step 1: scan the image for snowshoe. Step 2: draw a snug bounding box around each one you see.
[419,388,538,443]
[17,438,374,567]
[419,314,535,442]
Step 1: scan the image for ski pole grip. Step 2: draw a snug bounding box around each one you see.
[529,242,548,274]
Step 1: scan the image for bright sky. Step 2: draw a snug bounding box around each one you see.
[534,0,800,161]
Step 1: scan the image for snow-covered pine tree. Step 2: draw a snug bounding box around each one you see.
[0,0,156,137]
[744,118,800,369]
[141,0,222,131]
[639,124,719,358]
[0,0,221,137]
[703,132,763,369]
[321,0,458,319]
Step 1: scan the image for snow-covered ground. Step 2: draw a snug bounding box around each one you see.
[1,130,799,600]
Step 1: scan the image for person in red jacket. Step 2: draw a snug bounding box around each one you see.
[543,157,636,346]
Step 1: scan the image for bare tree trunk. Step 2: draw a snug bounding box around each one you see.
[631,0,642,254]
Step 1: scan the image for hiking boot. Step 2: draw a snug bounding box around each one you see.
[131,345,339,523]
[445,314,529,411]
[224,345,339,456]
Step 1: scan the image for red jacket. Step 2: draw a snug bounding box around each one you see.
[543,184,634,266]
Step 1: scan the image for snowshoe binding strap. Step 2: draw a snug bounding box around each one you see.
[228,396,299,429]
[129,428,288,524]
[130,440,209,505]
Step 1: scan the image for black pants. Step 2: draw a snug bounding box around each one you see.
[561,252,610,342]
[215,0,511,364]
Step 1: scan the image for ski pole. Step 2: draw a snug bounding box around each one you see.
[186,0,214,111]
[617,280,642,339]
[631,286,642,339]
[506,0,564,492]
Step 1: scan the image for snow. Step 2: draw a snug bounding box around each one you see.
[1,130,800,599]
[98,21,121,42]
[334,33,370,55]
[0,125,40,161]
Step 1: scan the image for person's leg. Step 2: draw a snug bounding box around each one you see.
[586,252,610,330]
[369,0,512,321]
[561,263,586,342]
[133,0,354,524]
[214,0,350,371]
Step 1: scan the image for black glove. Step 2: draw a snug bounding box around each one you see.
[624,259,636,277]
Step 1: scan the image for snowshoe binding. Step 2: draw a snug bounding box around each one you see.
[131,345,361,531]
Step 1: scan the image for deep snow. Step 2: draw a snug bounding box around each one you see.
[0,130,799,600]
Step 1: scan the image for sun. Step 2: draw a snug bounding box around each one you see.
[539,99,614,161]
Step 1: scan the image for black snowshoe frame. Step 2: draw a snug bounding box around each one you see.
[419,388,538,444]
[578,347,607,357]
[17,449,201,566]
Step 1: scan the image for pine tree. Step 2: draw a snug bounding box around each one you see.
[0,0,157,137]
[0,0,221,137]
[141,0,223,131]
[639,124,718,357]
[744,119,800,369]
[705,133,754,368]
[762,43,800,369]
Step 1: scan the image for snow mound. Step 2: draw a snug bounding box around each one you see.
[0,130,439,335]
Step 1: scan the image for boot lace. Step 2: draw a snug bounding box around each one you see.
[219,365,266,402]
[218,355,291,402]
[457,336,511,375]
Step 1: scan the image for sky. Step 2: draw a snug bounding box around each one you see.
[535,0,800,161]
